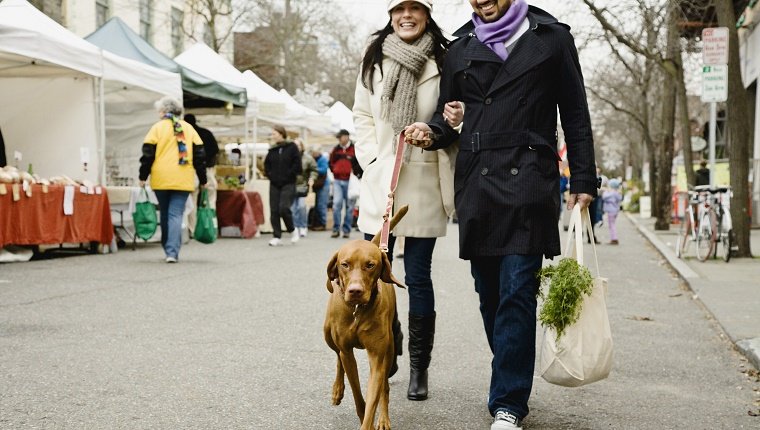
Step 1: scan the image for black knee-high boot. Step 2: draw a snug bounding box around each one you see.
[389,307,403,378]
[407,312,435,400]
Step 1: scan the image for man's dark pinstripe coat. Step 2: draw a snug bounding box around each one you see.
[426,6,597,260]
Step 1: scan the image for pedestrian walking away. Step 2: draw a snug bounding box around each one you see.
[404,0,597,428]
[184,113,219,238]
[263,125,302,246]
[602,178,623,245]
[139,96,207,263]
[353,0,464,402]
[329,129,361,239]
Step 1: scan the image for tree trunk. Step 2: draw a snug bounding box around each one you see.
[653,5,679,231]
[715,0,753,257]
[676,52,695,187]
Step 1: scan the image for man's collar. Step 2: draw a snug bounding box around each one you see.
[452,6,560,38]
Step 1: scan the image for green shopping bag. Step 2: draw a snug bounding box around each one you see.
[133,187,157,240]
[194,188,217,244]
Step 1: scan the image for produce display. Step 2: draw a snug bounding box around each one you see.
[0,165,98,200]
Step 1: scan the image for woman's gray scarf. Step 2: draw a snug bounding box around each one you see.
[380,32,434,137]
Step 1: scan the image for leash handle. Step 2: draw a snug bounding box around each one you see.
[380,134,406,252]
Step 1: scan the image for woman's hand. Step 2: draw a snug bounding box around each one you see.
[443,101,464,128]
[403,122,434,148]
[139,181,146,188]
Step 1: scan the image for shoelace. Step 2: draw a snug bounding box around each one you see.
[495,410,519,425]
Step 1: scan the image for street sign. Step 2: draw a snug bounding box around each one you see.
[702,27,729,65]
[701,65,728,103]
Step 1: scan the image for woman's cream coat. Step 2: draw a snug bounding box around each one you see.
[353,56,457,237]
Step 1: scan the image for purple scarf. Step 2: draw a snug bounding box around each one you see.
[472,0,529,61]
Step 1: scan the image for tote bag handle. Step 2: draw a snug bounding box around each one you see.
[563,205,600,277]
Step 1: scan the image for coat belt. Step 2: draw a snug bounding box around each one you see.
[460,130,559,158]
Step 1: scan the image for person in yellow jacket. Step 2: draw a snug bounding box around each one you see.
[139,96,207,263]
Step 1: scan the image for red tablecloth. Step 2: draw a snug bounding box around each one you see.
[0,184,114,248]
[216,190,264,239]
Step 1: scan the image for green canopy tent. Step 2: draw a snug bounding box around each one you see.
[86,17,247,109]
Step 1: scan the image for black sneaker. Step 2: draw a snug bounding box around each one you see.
[331,231,340,238]
[491,410,522,430]
[342,232,350,239]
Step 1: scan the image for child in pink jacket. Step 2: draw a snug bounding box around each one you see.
[602,179,624,244]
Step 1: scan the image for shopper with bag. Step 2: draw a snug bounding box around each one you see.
[290,139,317,238]
[403,1,596,428]
[329,129,361,239]
[353,0,463,401]
[139,96,207,263]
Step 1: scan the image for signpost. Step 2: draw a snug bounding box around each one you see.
[701,27,729,187]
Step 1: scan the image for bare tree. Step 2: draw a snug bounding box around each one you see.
[714,0,753,257]
[185,0,254,53]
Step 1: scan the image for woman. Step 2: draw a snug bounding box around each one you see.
[353,0,463,401]
[290,139,317,238]
[263,125,302,246]
[139,96,207,263]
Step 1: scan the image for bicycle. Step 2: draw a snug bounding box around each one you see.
[695,187,733,262]
[675,187,710,259]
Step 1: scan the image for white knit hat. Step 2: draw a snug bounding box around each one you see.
[387,0,432,12]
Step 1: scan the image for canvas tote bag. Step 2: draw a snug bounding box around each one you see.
[539,205,613,387]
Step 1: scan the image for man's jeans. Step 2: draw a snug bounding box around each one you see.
[154,190,189,259]
[332,179,355,234]
[291,196,307,229]
[470,254,543,419]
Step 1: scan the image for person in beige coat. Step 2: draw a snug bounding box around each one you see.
[353,0,463,402]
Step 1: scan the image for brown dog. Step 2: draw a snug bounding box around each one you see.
[323,205,408,430]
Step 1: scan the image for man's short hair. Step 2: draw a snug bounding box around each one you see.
[336,129,350,138]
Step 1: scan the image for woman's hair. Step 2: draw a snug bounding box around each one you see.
[155,96,183,116]
[272,125,287,140]
[360,16,450,94]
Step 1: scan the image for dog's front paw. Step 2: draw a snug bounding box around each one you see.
[331,381,344,405]
[376,416,391,430]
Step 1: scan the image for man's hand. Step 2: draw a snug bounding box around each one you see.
[567,193,594,210]
[443,101,464,128]
[403,122,433,148]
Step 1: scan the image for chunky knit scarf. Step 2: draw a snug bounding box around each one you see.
[472,0,529,61]
[163,113,188,165]
[380,32,434,135]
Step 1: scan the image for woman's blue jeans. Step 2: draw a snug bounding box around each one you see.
[154,190,189,259]
[470,254,543,420]
[363,233,437,316]
[290,196,307,229]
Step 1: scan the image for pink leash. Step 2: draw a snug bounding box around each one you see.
[379,134,406,252]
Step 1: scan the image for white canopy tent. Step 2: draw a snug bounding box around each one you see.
[0,0,182,185]
[325,101,356,134]
[174,43,334,140]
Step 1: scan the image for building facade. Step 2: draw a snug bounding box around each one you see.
[738,1,760,225]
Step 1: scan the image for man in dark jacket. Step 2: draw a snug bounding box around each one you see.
[329,129,360,238]
[405,2,596,429]
[264,125,302,246]
[184,114,219,237]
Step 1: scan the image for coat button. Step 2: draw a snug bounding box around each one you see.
[485,98,492,105]
[467,60,472,66]
[481,167,489,175]
[518,97,527,106]
[510,168,519,176]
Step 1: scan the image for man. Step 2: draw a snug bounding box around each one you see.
[184,114,219,236]
[309,146,330,231]
[404,1,597,429]
[695,160,710,186]
[328,129,361,238]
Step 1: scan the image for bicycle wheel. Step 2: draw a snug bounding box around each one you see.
[722,229,732,263]
[695,212,716,262]
[675,216,690,258]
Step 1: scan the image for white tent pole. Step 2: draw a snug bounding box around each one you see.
[96,77,106,185]
[252,115,258,181]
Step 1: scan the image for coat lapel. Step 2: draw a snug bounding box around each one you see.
[463,37,504,65]
[487,29,551,96]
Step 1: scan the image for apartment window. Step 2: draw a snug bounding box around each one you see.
[139,0,153,43]
[171,7,184,56]
[95,0,110,28]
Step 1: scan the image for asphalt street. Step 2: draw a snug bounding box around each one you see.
[1,215,758,429]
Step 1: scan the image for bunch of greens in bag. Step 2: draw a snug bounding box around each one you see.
[537,258,593,340]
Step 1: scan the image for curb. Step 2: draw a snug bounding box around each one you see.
[625,213,760,370]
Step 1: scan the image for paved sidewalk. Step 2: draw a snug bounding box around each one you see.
[626,213,760,370]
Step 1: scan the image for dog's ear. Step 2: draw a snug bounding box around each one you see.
[380,252,405,288]
[326,252,339,291]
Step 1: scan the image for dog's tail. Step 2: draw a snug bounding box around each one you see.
[370,205,409,246]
